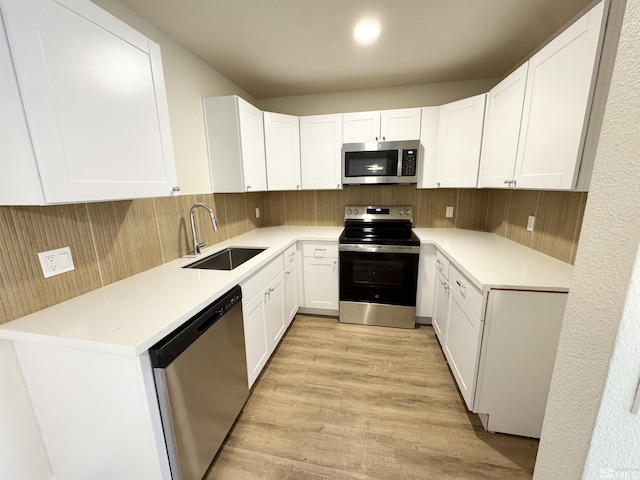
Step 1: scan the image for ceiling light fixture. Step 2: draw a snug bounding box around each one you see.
[353,21,380,45]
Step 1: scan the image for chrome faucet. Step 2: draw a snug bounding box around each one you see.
[190,203,219,255]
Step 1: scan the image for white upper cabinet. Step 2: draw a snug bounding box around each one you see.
[0,0,177,205]
[342,111,381,143]
[478,63,529,188]
[513,1,606,190]
[299,114,343,190]
[203,95,267,193]
[380,108,422,141]
[435,94,487,188]
[264,112,301,191]
[343,108,421,143]
[417,106,439,188]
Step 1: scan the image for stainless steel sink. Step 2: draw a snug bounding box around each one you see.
[184,247,267,270]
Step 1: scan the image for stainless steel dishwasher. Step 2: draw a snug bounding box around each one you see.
[149,285,249,480]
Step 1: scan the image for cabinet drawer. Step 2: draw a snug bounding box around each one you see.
[240,254,284,303]
[302,242,338,258]
[449,265,483,318]
[435,250,450,279]
[284,244,297,265]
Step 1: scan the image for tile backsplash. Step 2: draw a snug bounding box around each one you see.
[264,186,586,264]
[0,192,265,324]
[0,187,585,324]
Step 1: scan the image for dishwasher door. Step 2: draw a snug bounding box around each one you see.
[150,285,249,480]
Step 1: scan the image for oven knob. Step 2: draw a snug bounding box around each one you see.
[406,208,412,216]
[354,208,359,215]
[347,209,352,216]
[398,209,404,216]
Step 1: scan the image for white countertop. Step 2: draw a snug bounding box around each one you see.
[414,228,574,292]
[0,226,572,357]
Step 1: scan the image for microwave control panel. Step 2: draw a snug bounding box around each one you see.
[401,149,417,176]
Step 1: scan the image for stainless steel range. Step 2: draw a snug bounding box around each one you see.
[338,205,420,329]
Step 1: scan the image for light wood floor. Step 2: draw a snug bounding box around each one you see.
[206,315,538,479]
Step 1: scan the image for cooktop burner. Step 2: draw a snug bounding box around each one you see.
[339,205,419,246]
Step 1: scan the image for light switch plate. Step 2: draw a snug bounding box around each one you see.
[527,215,536,232]
[37,247,75,278]
[446,207,454,218]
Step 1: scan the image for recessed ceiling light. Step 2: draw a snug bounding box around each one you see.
[353,21,380,45]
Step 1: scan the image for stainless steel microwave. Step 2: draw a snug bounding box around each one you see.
[342,140,420,185]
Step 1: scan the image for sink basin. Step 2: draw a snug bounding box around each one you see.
[184,247,267,270]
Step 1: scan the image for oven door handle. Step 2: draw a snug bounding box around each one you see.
[339,244,421,254]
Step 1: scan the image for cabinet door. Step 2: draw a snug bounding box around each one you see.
[417,106,439,189]
[237,98,268,192]
[380,108,422,141]
[514,2,605,190]
[0,9,44,205]
[436,94,487,188]
[300,114,343,190]
[265,272,286,353]
[478,63,528,188]
[303,257,339,310]
[284,263,299,326]
[342,111,381,143]
[444,288,483,410]
[264,112,301,191]
[242,292,269,388]
[1,0,177,203]
[432,270,449,346]
[416,244,435,318]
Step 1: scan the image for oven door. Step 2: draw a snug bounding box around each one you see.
[339,246,419,305]
[339,245,419,328]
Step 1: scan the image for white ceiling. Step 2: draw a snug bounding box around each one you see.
[116,0,596,98]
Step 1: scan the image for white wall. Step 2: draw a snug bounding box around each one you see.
[255,78,498,116]
[583,246,640,477]
[533,0,640,478]
[92,0,255,195]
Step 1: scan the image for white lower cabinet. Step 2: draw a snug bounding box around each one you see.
[475,290,567,438]
[432,250,569,438]
[444,284,483,410]
[432,269,449,343]
[283,243,299,326]
[265,273,286,350]
[241,253,289,388]
[242,291,270,388]
[416,244,436,321]
[13,343,171,479]
[301,242,339,312]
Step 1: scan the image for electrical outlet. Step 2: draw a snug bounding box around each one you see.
[446,206,454,218]
[255,207,260,219]
[37,247,75,278]
[527,215,536,232]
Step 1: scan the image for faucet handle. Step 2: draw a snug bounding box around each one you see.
[194,242,206,255]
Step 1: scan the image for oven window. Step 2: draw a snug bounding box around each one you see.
[344,150,398,177]
[340,251,419,306]
[353,259,404,287]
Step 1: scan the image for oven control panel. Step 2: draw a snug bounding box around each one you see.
[344,205,413,222]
